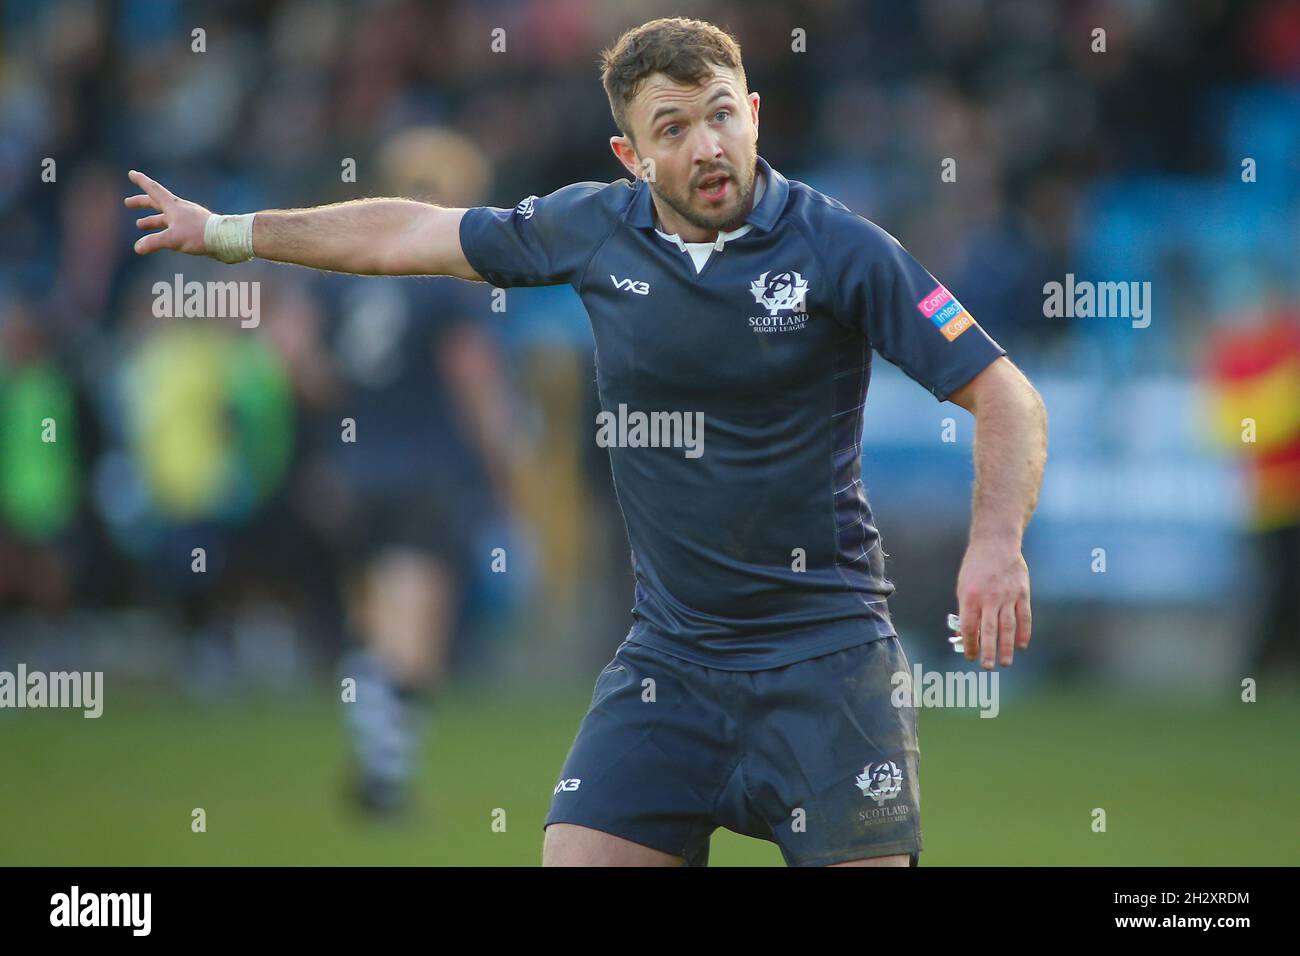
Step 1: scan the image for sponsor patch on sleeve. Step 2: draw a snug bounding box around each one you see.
[916,284,976,341]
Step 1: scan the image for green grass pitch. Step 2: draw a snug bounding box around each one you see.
[1,686,1295,865]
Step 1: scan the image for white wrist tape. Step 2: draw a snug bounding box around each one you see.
[204,213,256,264]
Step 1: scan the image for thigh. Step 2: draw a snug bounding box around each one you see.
[828,853,911,867]
[543,640,736,866]
[542,823,684,866]
[743,637,923,867]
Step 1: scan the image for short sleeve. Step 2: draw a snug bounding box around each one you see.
[458,181,624,289]
[826,213,1007,402]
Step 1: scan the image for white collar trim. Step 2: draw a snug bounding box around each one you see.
[652,171,767,273]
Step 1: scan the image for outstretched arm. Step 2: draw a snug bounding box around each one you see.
[946,356,1048,669]
[124,169,482,280]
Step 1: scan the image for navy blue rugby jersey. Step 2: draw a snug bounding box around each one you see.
[459,156,1006,669]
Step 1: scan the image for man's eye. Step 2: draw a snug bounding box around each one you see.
[714,110,730,122]
[664,125,681,137]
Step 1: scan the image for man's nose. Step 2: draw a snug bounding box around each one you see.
[690,125,724,164]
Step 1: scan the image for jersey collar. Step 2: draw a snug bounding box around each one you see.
[628,155,789,233]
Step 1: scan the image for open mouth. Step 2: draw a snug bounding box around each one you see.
[696,173,730,202]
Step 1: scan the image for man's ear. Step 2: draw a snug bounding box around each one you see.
[610,135,641,180]
[749,91,760,133]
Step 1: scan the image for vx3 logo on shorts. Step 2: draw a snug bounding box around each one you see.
[554,778,581,794]
[855,760,903,804]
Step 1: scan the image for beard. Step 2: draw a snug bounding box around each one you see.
[650,141,759,234]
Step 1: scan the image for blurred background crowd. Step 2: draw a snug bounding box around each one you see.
[2,0,1298,698]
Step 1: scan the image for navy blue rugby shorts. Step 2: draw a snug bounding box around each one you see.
[545,632,922,867]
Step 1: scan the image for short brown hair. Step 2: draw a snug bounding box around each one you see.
[600,17,745,138]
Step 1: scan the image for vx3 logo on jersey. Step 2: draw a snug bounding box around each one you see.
[610,274,650,295]
[749,269,809,332]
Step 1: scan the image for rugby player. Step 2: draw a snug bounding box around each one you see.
[125,16,1047,866]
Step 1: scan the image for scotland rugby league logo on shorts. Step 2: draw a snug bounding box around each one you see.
[856,760,903,804]
[748,269,809,333]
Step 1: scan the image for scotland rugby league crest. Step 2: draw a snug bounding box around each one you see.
[751,269,809,314]
[855,760,903,804]
[748,269,810,332]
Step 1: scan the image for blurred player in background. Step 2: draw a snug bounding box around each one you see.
[0,291,86,612]
[123,17,1046,865]
[1202,305,1300,680]
[327,129,515,814]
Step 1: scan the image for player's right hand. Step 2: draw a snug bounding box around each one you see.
[124,169,213,256]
